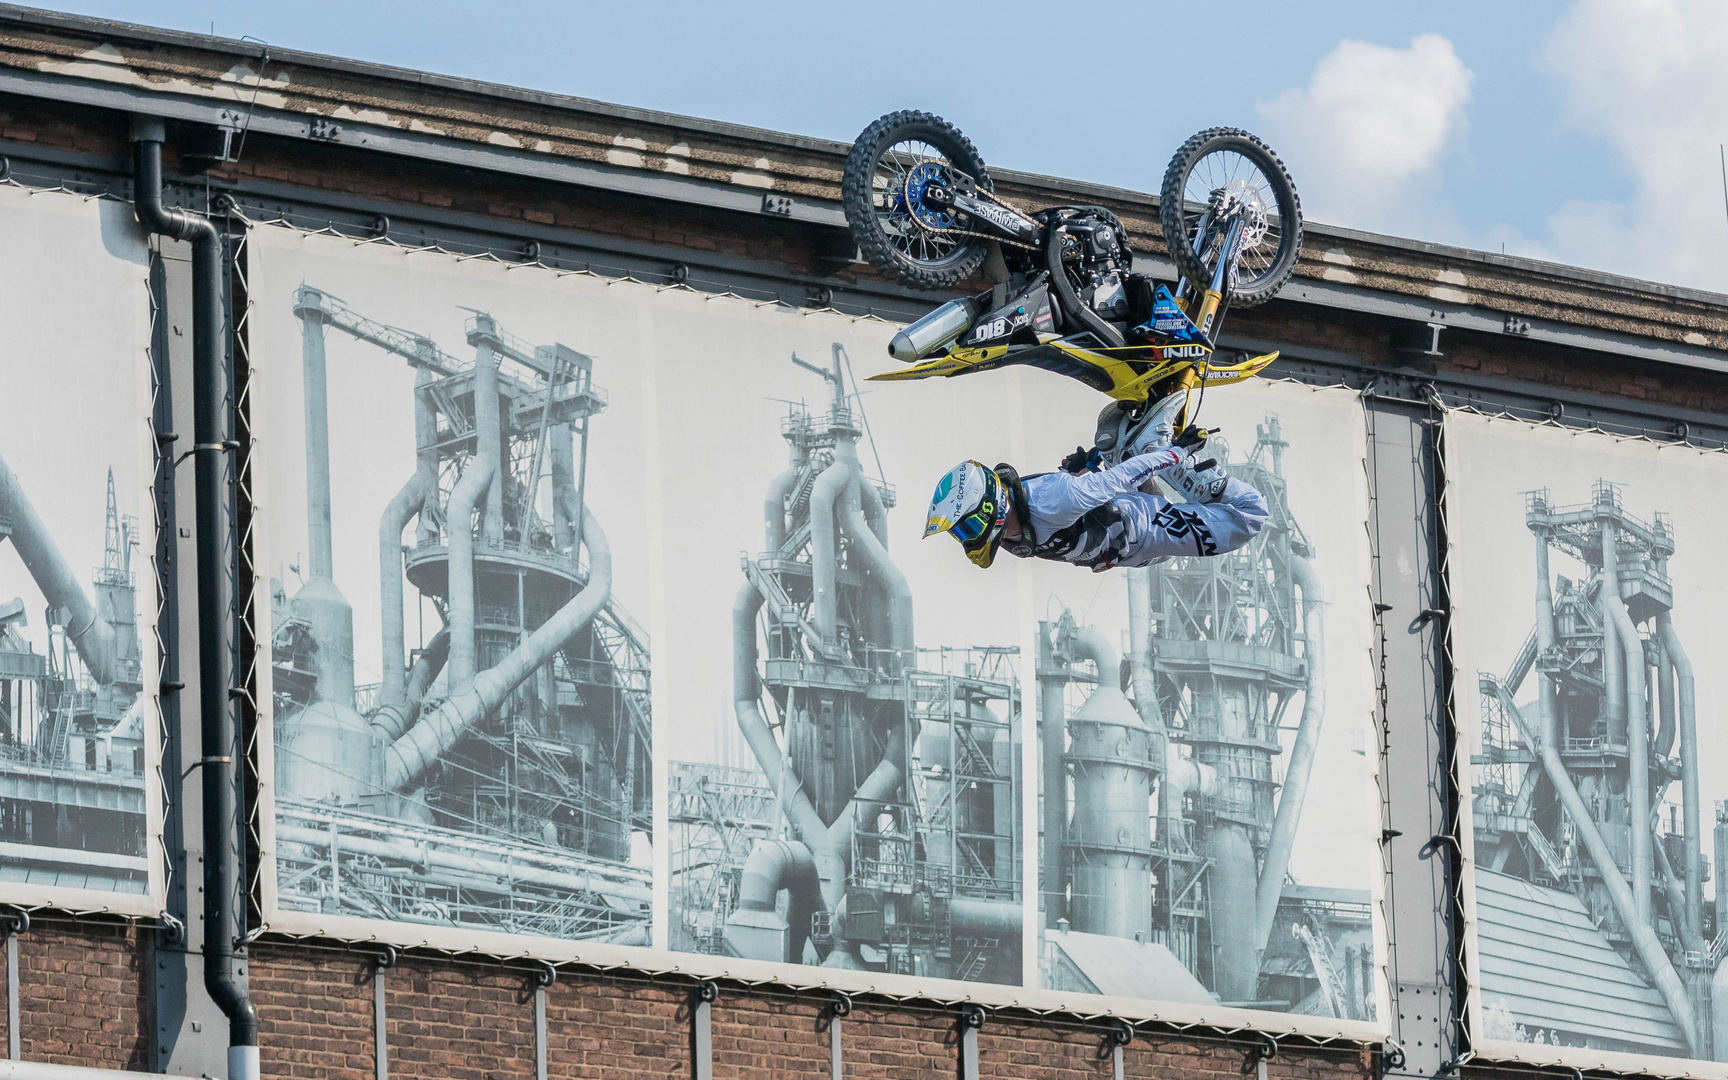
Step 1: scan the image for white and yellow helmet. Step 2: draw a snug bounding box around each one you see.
[924,460,1010,568]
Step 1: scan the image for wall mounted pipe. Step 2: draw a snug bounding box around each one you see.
[131,116,258,1080]
[1256,555,1327,954]
[383,508,610,790]
[807,461,849,648]
[1496,681,1698,1053]
[1660,615,1703,939]
[0,452,117,685]
[444,346,500,686]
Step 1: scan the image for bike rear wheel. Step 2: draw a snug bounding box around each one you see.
[1159,128,1302,308]
[843,111,992,290]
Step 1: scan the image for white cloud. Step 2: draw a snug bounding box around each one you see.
[1258,34,1474,238]
[1538,0,1728,291]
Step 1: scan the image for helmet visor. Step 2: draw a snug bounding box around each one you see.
[947,507,995,543]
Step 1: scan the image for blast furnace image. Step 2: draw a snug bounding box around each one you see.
[1037,418,1373,1019]
[270,287,650,943]
[669,345,1023,983]
[0,464,147,892]
[1475,482,1717,1059]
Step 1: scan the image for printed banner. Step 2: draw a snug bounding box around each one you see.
[1015,375,1382,1025]
[1450,411,1728,1076]
[655,302,1029,987]
[250,229,653,953]
[0,185,160,911]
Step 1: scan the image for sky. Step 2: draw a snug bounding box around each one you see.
[42,0,1728,293]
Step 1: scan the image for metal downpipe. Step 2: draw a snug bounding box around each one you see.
[0,453,118,685]
[807,460,849,649]
[1661,615,1703,939]
[131,119,258,1077]
[1256,555,1327,954]
[1497,682,1697,1052]
[383,509,611,790]
[445,346,500,686]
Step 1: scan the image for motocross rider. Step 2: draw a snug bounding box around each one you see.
[923,400,1268,571]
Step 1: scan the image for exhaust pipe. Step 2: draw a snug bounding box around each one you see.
[888,297,979,361]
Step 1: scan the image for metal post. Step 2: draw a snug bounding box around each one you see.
[533,964,556,1080]
[690,981,717,1080]
[1104,1021,1132,1080]
[373,947,395,1080]
[4,911,23,1062]
[826,994,851,1080]
[1364,392,1459,1079]
[957,1006,984,1080]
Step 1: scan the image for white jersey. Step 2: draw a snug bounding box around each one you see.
[1009,448,1269,570]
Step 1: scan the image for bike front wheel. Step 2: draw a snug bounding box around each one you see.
[1159,128,1302,308]
[842,111,992,290]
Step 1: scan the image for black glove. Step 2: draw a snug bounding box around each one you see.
[1060,446,1097,474]
[1173,425,1219,451]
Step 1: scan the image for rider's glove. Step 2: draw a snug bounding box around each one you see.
[1061,446,1102,474]
[1155,449,1229,504]
[1173,424,1218,451]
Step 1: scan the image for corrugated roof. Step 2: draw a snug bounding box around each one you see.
[1475,869,1686,1053]
[1045,929,1216,1005]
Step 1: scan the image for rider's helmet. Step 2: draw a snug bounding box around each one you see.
[924,460,1009,568]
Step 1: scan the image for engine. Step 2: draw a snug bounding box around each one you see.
[1050,208,1135,324]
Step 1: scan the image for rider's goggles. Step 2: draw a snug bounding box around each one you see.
[948,506,996,543]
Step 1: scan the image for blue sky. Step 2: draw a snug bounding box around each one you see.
[47,0,1728,291]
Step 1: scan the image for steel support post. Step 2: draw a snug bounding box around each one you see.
[1365,391,1460,1079]
[689,982,717,1080]
[957,1006,984,1080]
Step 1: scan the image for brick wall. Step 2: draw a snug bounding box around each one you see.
[5,919,149,1069]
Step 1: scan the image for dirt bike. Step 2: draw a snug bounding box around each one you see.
[842,111,1302,463]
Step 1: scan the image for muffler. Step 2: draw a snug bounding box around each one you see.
[889,297,980,361]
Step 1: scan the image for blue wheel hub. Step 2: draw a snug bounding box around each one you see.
[903,161,956,231]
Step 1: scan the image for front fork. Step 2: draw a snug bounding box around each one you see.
[1174,213,1247,344]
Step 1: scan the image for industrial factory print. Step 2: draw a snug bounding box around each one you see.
[658,304,1028,991]
[1016,376,1382,1032]
[1449,412,1728,1075]
[249,228,653,957]
[0,185,161,912]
